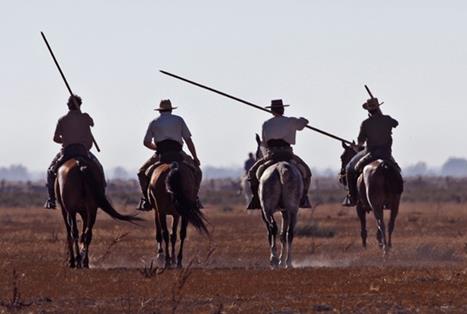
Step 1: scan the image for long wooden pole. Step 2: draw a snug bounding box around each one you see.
[41,32,101,152]
[159,70,352,145]
[364,85,374,99]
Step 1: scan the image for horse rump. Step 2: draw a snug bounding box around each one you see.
[79,162,142,223]
[382,162,404,194]
[165,162,209,235]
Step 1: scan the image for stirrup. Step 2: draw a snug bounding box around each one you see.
[136,198,152,211]
[44,199,56,210]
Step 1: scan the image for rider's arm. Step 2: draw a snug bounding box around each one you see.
[357,121,367,147]
[143,121,156,150]
[83,113,94,127]
[185,137,200,166]
[53,120,63,144]
[291,117,309,131]
[180,119,199,165]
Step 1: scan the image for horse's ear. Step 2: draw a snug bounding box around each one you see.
[342,141,349,149]
[255,133,261,145]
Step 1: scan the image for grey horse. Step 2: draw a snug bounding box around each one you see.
[340,142,403,255]
[254,134,303,268]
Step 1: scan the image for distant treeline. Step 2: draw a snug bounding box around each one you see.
[2,176,467,208]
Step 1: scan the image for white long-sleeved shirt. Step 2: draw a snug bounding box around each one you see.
[262,116,308,145]
[144,112,192,145]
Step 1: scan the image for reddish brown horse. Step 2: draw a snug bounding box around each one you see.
[148,161,208,268]
[340,143,403,255]
[56,158,142,268]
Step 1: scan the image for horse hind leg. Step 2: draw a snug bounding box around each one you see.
[170,216,180,266]
[356,204,367,248]
[62,209,76,268]
[80,209,97,268]
[159,214,171,268]
[66,213,80,268]
[177,217,188,268]
[154,211,164,264]
[373,208,388,254]
[281,209,297,268]
[387,199,400,248]
[261,210,278,267]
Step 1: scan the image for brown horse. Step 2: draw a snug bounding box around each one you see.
[340,143,403,255]
[56,158,142,268]
[148,161,208,268]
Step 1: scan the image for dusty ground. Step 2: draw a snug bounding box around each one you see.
[0,202,466,313]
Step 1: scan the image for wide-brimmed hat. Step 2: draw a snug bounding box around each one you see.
[154,99,177,111]
[362,98,383,111]
[265,99,290,109]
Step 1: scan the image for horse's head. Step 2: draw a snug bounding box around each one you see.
[339,141,358,186]
[255,133,266,159]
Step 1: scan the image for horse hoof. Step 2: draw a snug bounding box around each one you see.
[156,253,165,263]
[270,257,279,268]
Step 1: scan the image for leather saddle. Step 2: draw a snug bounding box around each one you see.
[256,151,294,180]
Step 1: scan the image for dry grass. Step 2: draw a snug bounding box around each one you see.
[0,202,466,312]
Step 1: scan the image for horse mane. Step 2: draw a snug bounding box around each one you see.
[165,162,209,236]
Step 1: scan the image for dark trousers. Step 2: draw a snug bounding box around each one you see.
[345,150,367,199]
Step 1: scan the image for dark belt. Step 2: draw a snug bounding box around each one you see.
[156,139,183,155]
[266,139,291,148]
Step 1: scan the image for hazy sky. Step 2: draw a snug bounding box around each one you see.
[1,1,466,172]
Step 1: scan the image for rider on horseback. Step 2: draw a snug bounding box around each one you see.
[137,99,202,211]
[44,95,105,209]
[342,97,399,207]
[247,99,312,209]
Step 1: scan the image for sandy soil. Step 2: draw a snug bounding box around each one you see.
[0,202,466,313]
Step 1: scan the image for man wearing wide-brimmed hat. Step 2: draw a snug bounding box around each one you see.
[247,99,312,209]
[136,99,202,211]
[342,97,399,207]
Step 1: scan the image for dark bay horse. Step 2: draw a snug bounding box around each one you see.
[254,135,303,268]
[339,143,403,255]
[56,158,142,268]
[148,161,208,268]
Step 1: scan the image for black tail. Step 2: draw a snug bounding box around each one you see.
[165,162,209,236]
[80,165,143,224]
[382,162,404,194]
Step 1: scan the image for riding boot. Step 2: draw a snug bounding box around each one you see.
[44,170,57,209]
[247,178,261,210]
[342,173,358,207]
[136,173,152,211]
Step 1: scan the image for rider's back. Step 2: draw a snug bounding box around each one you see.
[56,111,94,150]
[358,113,398,151]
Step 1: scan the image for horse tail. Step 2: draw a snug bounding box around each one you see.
[278,162,292,185]
[382,162,404,194]
[80,165,143,224]
[165,162,209,236]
